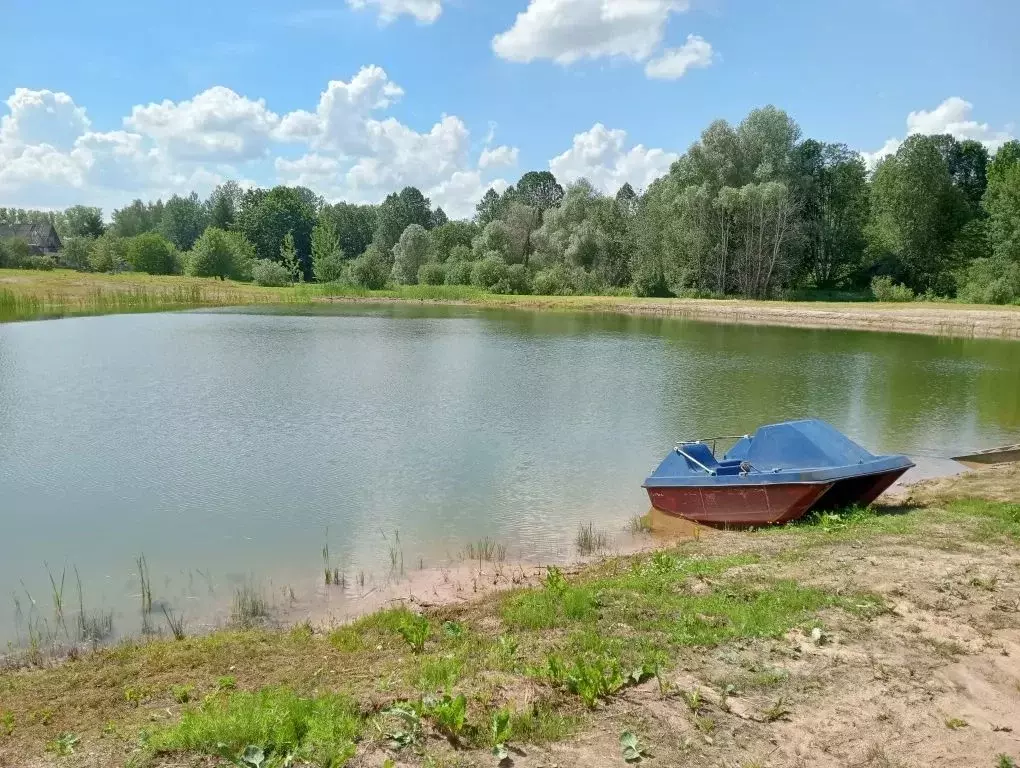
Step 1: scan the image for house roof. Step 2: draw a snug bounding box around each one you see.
[0,222,61,248]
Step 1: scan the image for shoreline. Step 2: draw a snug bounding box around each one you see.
[317,293,1020,340]
[3,269,1020,339]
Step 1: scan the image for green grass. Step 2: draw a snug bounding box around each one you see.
[146,687,363,767]
[944,499,1020,539]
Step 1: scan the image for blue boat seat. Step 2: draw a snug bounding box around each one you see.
[678,443,720,473]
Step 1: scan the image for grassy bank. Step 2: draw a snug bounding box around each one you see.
[4,269,1020,338]
[1,466,1018,767]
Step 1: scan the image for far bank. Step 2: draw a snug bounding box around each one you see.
[3,269,1020,339]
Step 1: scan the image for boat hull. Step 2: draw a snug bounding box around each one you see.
[645,482,833,527]
[952,445,1020,469]
[810,467,912,512]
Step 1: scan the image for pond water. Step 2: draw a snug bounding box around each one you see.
[1,304,1018,646]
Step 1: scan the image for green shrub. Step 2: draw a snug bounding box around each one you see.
[449,244,474,263]
[251,259,292,287]
[532,265,574,296]
[957,257,1020,305]
[470,253,509,291]
[59,236,93,270]
[418,262,446,286]
[126,232,179,275]
[185,228,252,280]
[88,233,129,273]
[870,275,915,302]
[493,263,531,295]
[349,246,390,290]
[312,251,347,284]
[27,254,56,271]
[444,260,473,286]
[0,237,34,268]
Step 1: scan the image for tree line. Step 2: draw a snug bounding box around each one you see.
[2,105,1019,304]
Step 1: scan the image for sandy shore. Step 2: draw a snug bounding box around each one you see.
[322,294,1020,340]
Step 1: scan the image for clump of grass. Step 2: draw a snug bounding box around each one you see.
[145,687,363,767]
[946,499,1020,540]
[628,514,653,534]
[463,537,508,563]
[231,583,269,628]
[508,700,580,744]
[74,566,113,644]
[575,522,610,557]
[384,530,405,576]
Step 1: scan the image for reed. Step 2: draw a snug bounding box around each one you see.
[231,583,270,628]
[574,523,610,557]
[74,567,113,644]
[463,537,508,564]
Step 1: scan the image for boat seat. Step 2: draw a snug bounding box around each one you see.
[678,443,721,473]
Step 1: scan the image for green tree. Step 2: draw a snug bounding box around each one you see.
[235,186,317,276]
[111,199,164,237]
[59,236,93,270]
[984,140,1020,264]
[88,233,129,272]
[320,203,377,262]
[515,171,564,211]
[475,188,503,226]
[311,219,346,283]
[615,183,639,216]
[159,193,208,251]
[391,224,430,284]
[472,220,514,262]
[374,187,433,253]
[792,140,870,288]
[349,244,390,289]
[207,181,243,230]
[280,232,302,282]
[430,207,449,228]
[867,135,971,293]
[126,232,179,275]
[186,227,252,280]
[427,220,477,262]
[58,206,105,239]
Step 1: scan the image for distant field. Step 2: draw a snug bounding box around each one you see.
[2,269,1020,338]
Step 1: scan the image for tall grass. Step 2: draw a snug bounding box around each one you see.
[231,583,270,628]
[575,523,610,556]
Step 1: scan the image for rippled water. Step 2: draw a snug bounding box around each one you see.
[1,304,1017,645]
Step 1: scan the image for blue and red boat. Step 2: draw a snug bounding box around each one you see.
[643,419,914,527]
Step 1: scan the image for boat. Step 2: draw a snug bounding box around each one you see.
[642,419,914,527]
[951,444,1020,469]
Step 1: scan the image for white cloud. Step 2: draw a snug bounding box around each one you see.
[549,123,678,193]
[346,0,442,23]
[126,86,280,162]
[0,88,91,151]
[492,0,690,65]
[863,97,1014,169]
[276,66,405,152]
[479,145,519,169]
[644,34,713,79]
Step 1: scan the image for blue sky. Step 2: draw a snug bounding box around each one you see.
[1,0,1017,217]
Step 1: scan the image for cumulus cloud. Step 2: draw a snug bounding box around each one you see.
[276,66,405,152]
[0,88,91,151]
[492,0,690,65]
[645,34,714,79]
[346,0,442,23]
[549,123,678,194]
[862,97,1014,169]
[479,145,519,169]
[126,87,280,162]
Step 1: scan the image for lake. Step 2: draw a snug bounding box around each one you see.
[1,304,1018,647]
